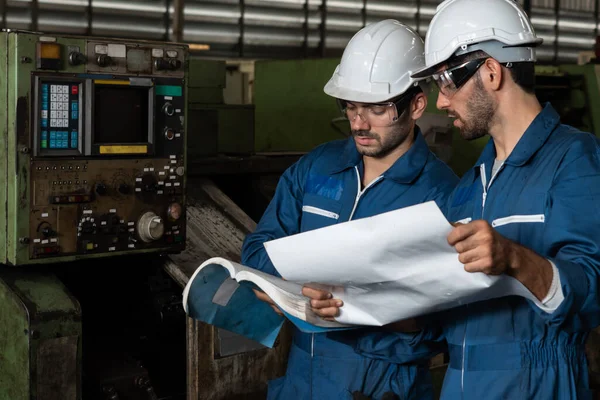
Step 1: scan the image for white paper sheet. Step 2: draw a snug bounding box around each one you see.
[264,201,538,325]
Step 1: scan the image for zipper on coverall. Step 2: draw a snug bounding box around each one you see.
[310,166,383,400]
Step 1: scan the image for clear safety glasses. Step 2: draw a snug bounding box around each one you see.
[433,58,487,97]
[339,92,413,127]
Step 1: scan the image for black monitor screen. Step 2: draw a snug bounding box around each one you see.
[94,85,149,144]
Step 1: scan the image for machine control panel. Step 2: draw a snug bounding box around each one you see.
[29,159,185,259]
[0,31,188,265]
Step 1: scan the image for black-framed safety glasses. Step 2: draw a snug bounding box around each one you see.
[433,58,487,97]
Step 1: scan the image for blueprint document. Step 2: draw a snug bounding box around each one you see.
[263,201,539,326]
[182,201,539,344]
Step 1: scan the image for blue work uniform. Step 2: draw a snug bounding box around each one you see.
[242,129,459,400]
[354,104,600,399]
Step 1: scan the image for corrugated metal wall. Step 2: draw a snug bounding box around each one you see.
[2,0,598,62]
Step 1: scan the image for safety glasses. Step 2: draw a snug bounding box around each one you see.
[339,91,414,127]
[433,58,487,97]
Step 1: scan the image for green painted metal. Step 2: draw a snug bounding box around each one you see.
[0,32,8,264]
[554,64,600,136]
[188,59,225,88]
[10,33,36,265]
[188,59,225,104]
[254,58,341,153]
[0,277,29,400]
[156,85,183,96]
[13,274,79,313]
[0,271,82,400]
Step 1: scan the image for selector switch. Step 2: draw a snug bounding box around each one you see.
[42,226,56,238]
[69,51,87,66]
[96,54,112,67]
[154,58,182,71]
[81,220,95,234]
[137,212,165,243]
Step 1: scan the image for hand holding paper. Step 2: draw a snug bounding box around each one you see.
[183,201,540,341]
[301,285,343,322]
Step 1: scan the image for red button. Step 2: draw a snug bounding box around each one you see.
[71,86,78,95]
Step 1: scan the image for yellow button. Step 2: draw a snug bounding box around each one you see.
[86,243,94,250]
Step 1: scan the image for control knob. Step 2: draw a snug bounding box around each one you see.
[95,182,107,196]
[118,183,130,195]
[69,51,87,66]
[96,54,112,68]
[81,220,95,234]
[154,58,182,71]
[162,102,175,117]
[141,174,158,193]
[137,212,165,243]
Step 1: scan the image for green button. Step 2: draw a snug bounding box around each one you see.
[41,140,47,149]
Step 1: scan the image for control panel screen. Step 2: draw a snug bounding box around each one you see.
[94,85,150,144]
[39,81,82,151]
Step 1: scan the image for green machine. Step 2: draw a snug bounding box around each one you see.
[186,59,255,158]
[0,30,189,399]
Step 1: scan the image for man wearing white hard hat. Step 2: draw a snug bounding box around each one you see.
[241,20,458,399]
[381,0,600,398]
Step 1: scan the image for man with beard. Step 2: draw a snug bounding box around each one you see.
[336,0,600,399]
[241,19,458,400]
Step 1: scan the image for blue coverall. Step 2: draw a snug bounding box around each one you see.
[241,129,459,400]
[353,104,600,399]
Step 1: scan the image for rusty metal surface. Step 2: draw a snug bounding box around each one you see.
[37,335,78,400]
[164,177,291,400]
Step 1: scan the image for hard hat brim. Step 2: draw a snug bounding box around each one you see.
[324,79,412,104]
[411,63,441,79]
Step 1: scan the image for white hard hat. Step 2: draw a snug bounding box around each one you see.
[412,0,543,79]
[324,19,427,103]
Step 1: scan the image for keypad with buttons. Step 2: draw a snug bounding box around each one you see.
[40,82,81,151]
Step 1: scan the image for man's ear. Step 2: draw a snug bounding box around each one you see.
[482,58,503,91]
[410,92,428,120]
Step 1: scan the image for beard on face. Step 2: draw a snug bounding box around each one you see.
[457,74,497,141]
[352,109,412,158]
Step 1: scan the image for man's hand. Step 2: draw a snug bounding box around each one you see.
[447,220,512,275]
[448,219,552,300]
[302,286,343,321]
[252,289,283,316]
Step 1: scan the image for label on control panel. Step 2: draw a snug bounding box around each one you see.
[99,145,148,154]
